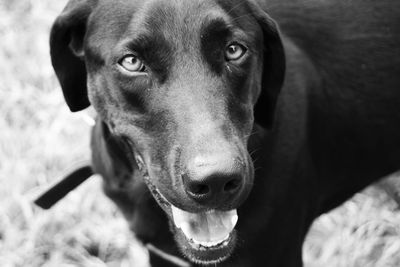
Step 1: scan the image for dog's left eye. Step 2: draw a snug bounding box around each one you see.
[119,55,146,72]
[225,43,247,61]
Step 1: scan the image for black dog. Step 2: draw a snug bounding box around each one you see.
[35,0,400,266]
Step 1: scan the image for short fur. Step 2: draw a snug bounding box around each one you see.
[48,0,400,266]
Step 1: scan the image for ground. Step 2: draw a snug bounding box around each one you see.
[1,1,400,266]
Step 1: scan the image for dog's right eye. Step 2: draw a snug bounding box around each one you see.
[119,55,146,73]
[225,43,247,62]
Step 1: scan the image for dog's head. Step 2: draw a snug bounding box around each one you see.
[51,0,284,264]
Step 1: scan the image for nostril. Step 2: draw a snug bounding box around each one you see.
[190,183,210,196]
[224,177,241,193]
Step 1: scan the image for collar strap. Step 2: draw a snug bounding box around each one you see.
[34,165,191,266]
[146,243,191,267]
[34,163,93,209]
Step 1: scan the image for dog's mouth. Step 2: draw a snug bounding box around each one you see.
[171,206,238,248]
[171,206,238,265]
[142,172,238,264]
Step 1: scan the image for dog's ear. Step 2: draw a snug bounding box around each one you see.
[249,1,286,129]
[50,0,96,112]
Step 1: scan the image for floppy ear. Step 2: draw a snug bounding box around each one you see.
[50,0,96,111]
[249,1,286,128]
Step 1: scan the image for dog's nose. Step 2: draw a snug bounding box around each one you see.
[183,153,244,205]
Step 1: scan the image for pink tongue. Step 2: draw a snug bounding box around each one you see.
[171,207,238,243]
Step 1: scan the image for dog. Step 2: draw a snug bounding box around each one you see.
[35,0,400,266]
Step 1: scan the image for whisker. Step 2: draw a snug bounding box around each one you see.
[244,130,262,139]
[252,157,260,165]
[230,13,253,23]
[225,0,247,15]
[249,148,261,156]
[253,166,262,172]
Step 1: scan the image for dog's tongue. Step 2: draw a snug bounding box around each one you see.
[171,206,238,245]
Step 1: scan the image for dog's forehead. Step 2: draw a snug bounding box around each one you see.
[87,0,259,54]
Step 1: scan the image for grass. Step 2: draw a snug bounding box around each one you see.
[0,1,399,266]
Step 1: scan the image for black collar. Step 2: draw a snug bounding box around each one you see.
[146,243,191,267]
[34,163,93,209]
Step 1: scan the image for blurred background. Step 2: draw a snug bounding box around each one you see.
[0,1,400,266]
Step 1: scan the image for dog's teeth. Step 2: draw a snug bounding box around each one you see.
[171,206,237,245]
[231,213,238,227]
[191,235,230,247]
[192,239,225,247]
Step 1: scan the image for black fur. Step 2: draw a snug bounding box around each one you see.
[44,0,400,266]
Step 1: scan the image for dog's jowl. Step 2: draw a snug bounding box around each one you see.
[38,0,400,266]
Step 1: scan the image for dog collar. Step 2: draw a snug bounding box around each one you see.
[34,163,93,209]
[34,165,192,266]
[146,243,191,267]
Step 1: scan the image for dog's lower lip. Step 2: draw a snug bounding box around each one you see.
[176,227,236,265]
